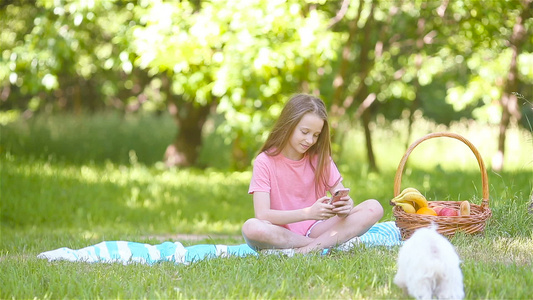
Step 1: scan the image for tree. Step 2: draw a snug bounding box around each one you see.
[494,0,532,171]
[326,0,533,172]
[0,1,139,114]
[128,0,340,167]
[328,0,450,171]
[2,0,531,171]
[1,0,341,168]
[440,0,533,171]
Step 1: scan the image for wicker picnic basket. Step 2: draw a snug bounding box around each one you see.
[392,132,492,240]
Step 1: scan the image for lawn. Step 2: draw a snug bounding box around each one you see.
[1,112,532,299]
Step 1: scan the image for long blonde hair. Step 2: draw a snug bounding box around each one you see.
[260,94,333,195]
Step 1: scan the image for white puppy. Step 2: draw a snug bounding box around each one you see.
[394,224,465,300]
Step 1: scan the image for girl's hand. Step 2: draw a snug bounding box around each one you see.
[332,195,354,218]
[305,196,335,220]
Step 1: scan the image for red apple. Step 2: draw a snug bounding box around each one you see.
[438,207,458,216]
[432,206,445,215]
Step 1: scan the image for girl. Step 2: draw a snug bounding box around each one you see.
[242,94,383,254]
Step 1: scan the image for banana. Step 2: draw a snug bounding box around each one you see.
[392,187,421,201]
[402,192,429,208]
[459,201,471,216]
[392,191,428,209]
[394,202,416,213]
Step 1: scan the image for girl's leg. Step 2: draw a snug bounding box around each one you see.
[297,199,383,253]
[241,218,312,250]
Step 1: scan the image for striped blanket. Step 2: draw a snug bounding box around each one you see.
[37,221,402,265]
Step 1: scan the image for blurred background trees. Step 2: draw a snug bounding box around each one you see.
[1,0,532,171]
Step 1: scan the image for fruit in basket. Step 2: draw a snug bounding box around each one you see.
[391,191,428,210]
[392,187,421,201]
[416,207,437,216]
[438,207,458,216]
[395,202,417,213]
[432,205,445,215]
[459,201,471,216]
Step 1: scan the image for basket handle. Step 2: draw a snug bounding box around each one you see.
[393,132,490,209]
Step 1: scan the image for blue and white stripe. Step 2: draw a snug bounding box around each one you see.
[37,222,402,265]
[359,221,403,247]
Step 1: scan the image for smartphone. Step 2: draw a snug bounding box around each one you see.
[329,188,350,204]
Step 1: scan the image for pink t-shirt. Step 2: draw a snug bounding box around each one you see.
[248,151,342,235]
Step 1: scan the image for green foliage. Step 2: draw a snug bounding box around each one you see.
[357,0,533,126]
[0,111,236,168]
[0,0,135,112]
[2,0,532,169]
[0,112,176,165]
[128,0,341,157]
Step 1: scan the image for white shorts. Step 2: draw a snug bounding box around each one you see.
[305,220,325,237]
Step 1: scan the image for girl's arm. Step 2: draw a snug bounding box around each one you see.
[253,191,335,224]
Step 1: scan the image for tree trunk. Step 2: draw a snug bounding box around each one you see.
[164,94,214,167]
[492,0,531,171]
[362,109,378,172]
[328,1,364,158]
[356,0,378,173]
[405,13,428,149]
[330,7,381,170]
[231,133,248,171]
[330,0,363,111]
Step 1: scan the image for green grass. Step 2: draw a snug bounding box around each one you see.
[1,112,532,299]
